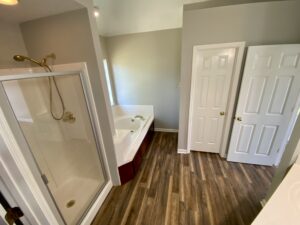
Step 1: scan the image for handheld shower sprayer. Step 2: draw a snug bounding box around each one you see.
[13,55,27,62]
[13,54,55,71]
[12,54,74,122]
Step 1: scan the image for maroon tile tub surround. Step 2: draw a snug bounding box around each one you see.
[118,122,154,184]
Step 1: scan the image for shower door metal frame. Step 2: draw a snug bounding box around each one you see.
[0,63,114,225]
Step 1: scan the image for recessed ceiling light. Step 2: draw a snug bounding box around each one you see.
[94,6,99,18]
[0,0,18,5]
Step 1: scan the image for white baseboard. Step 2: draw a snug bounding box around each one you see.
[260,199,267,207]
[177,148,190,154]
[154,128,178,133]
[220,152,227,158]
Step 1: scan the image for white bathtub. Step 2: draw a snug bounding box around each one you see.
[115,116,144,132]
[112,105,154,166]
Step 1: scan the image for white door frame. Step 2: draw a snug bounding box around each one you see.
[0,63,114,225]
[187,42,245,156]
[274,92,300,166]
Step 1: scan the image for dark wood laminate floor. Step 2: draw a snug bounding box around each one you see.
[92,132,274,225]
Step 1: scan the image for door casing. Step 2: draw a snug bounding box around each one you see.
[187,42,245,156]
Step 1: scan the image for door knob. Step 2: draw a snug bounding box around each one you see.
[236,117,242,121]
[220,111,225,116]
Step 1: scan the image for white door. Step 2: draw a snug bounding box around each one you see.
[227,45,300,166]
[189,46,237,153]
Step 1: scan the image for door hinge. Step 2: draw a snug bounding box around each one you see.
[41,174,49,185]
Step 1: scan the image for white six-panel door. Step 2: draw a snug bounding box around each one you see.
[189,46,237,153]
[227,45,300,166]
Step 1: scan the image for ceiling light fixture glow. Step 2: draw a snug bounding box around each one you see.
[0,0,18,5]
[94,6,99,18]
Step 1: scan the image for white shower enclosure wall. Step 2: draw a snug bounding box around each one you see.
[0,63,113,225]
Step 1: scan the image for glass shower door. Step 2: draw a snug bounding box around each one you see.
[1,72,107,225]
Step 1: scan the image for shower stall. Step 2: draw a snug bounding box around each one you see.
[0,63,112,225]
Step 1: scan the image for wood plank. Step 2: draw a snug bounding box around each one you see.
[92,132,274,225]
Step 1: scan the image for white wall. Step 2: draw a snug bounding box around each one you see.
[105,29,182,129]
[18,8,119,184]
[4,75,104,190]
[0,2,120,224]
[3,80,33,122]
[178,0,300,150]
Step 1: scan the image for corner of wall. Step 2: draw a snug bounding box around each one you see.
[84,4,120,185]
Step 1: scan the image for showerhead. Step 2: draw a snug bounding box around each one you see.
[12,53,67,121]
[13,54,55,69]
[13,54,44,69]
[13,55,28,62]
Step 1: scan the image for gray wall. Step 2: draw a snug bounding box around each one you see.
[179,0,300,150]
[0,21,28,69]
[105,29,182,129]
[20,8,119,183]
[99,35,109,59]
[99,35,117,103]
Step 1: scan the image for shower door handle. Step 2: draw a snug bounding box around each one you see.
[5,207,24,225]
[0,192,24,225]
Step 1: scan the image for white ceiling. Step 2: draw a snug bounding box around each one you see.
[0,0,83,24]
[93,0,289,37]
[93,0,210,36]
[94,0,211,36]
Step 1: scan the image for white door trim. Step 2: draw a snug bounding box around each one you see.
[154,128,178,133]
[275,87,300,166]
[0,63,114,225]
[187,42,245,156]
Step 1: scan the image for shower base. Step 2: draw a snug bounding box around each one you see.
[52,177,100,225]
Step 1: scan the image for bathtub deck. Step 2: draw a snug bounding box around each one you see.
[92,132,274,225]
